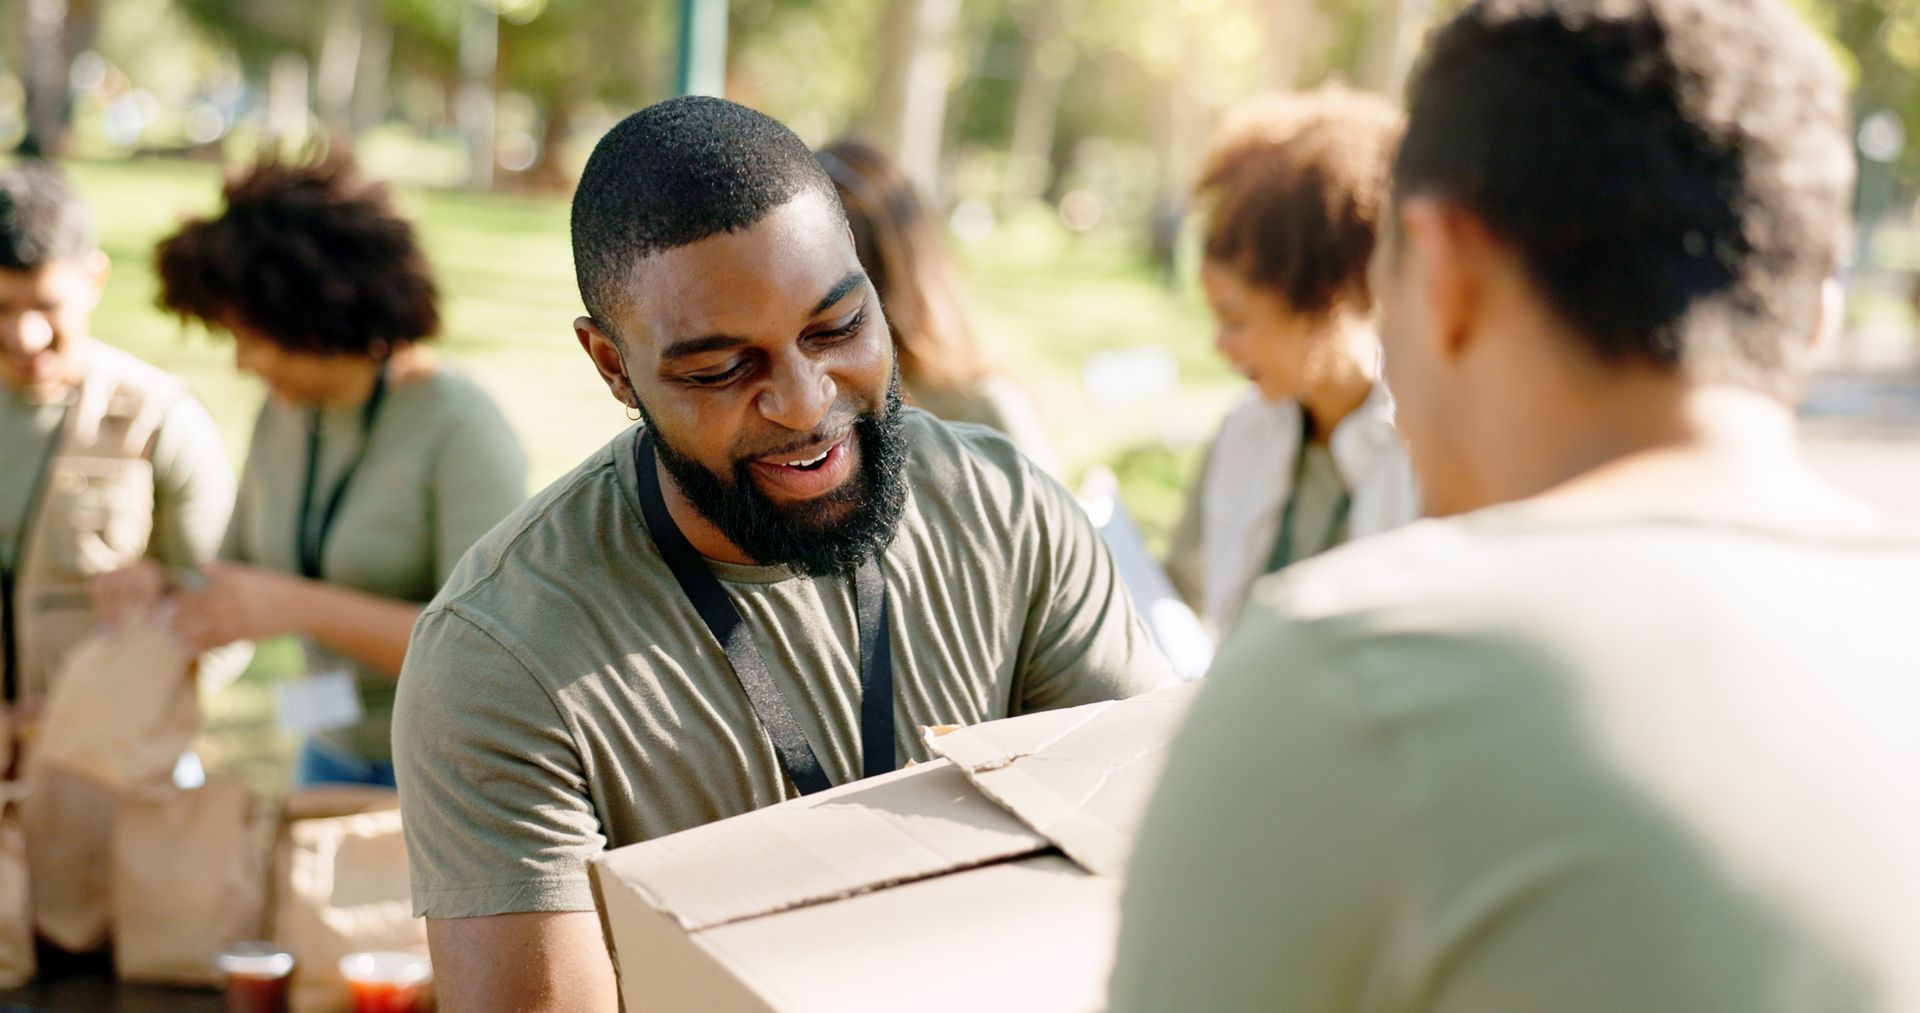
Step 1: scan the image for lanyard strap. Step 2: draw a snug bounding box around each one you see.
[635,431,894,796]
[3,399,76,703]
[297,368,388,580]
[1268,424,1354,573]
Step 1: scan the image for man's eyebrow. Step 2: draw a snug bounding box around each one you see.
[811,272,868,317]
[660,333,751,362]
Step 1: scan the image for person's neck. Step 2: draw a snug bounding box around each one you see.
[1486,370,1861,523]
[318,345,432,408]
[1297,319,1379,443]
[654,455,757,566]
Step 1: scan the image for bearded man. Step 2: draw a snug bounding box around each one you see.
[392,96,1171,1009]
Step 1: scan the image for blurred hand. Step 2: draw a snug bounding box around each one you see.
[89,559,167,627]
[169,562,298,652]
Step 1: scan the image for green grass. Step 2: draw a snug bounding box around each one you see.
[61,154,1234,793]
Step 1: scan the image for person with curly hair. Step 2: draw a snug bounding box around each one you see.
[814,139,1057,472]
[1165,86,1420,638]
[134,153,527,788]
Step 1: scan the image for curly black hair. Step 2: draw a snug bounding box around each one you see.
[571,96,844,328]
[154,153,439,357]
[0,160,93,271]
[1395,0,1853,397]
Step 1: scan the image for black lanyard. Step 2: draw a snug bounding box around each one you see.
[3,398,76,703]
[634,431,895,795]
[297,369,388,580]
[1267,421,1353,573]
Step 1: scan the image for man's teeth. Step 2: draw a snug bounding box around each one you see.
[783,449,830,467]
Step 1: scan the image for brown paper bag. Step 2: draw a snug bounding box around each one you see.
[19,763,114,952]
[113,778,267,985]
[271,788,427,1013]
[29,617,197,793]
[0,782,36,988]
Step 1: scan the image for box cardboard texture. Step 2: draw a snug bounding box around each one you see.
[591,683,1200,1012]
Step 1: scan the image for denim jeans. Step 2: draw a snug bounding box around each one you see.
[295,738,398,789]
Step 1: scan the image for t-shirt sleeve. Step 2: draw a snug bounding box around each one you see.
[393,607,605,918]
[145,391,234,570]
[1107,601,1412,1012]
[428,395,527,585]
[1012,460,1175,712]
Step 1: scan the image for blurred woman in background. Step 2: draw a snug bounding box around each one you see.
[140,153,526,787]
[1165,87,1420,638]
[816,140,1058,472]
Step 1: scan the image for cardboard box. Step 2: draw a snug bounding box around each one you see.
[591,683,1200,1012]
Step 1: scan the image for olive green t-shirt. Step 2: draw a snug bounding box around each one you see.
[393,410,1173,919]
[1113,503,1920,1012]
[222,368,526,761]
[1,343,232,571]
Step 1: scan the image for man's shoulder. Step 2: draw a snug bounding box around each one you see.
[85,341,188,402]
[900,406,1052,519]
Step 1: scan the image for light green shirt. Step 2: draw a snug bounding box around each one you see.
[222,368,526,762]
[906,373,1057,474]
[1,344,232,572]
[1114,503,1920,1012]
[393,410,1173,919]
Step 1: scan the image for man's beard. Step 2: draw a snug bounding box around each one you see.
[643,376,909,578]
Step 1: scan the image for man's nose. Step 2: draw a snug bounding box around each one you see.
[756,353,835,433]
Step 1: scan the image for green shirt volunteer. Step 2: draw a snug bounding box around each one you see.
[394,411,1172,919]
[222,368,525,762]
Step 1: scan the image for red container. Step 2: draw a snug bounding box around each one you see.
[217,943,295,1013]
[340,951,432,1013]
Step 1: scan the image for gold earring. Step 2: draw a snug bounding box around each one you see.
[625,400,641,422]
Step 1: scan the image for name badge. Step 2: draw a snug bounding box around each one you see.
[276,670,364,734]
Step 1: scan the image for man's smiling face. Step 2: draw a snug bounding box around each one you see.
[593,188,908,574]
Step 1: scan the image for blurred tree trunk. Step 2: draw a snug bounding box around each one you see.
[1261,0,1310,90]
[315,0,367,138]
[1149,30,1208,281]
[864,0,961,198]
[1359,0,1431,97]
[1004,0,1072,208]
[458,0,499,190]
[350,13,393,134]
[20,0,83,155]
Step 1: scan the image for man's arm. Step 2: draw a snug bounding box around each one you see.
[146,389,235,569]
[429,912,618,1012]
[395,609,615,1006]
[1013,457,1176,712]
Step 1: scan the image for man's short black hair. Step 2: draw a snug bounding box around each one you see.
[0,161,94,271]
[1395,0,1853,397]
[571,96,844,327]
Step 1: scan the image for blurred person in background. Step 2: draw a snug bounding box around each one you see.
[1164,87,1419,640]
[816,140,1058,473]
[127,153,526,788]
[1112,0,1920,1008]
[0,160,233,736]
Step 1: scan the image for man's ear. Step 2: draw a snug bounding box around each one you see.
[1398,197,1488,366]
[575,315,638,408]
[82,249,110,309]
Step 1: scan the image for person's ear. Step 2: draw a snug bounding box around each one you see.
[1808,276,1844,362]
[1399,197,1487,366]
[574,315,639,409]
[82,249,110,309]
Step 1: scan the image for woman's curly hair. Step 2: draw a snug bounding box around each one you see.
[155,152,439,357]
[1196,86,1403,319]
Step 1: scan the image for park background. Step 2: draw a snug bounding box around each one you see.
[5,0,1920,793]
